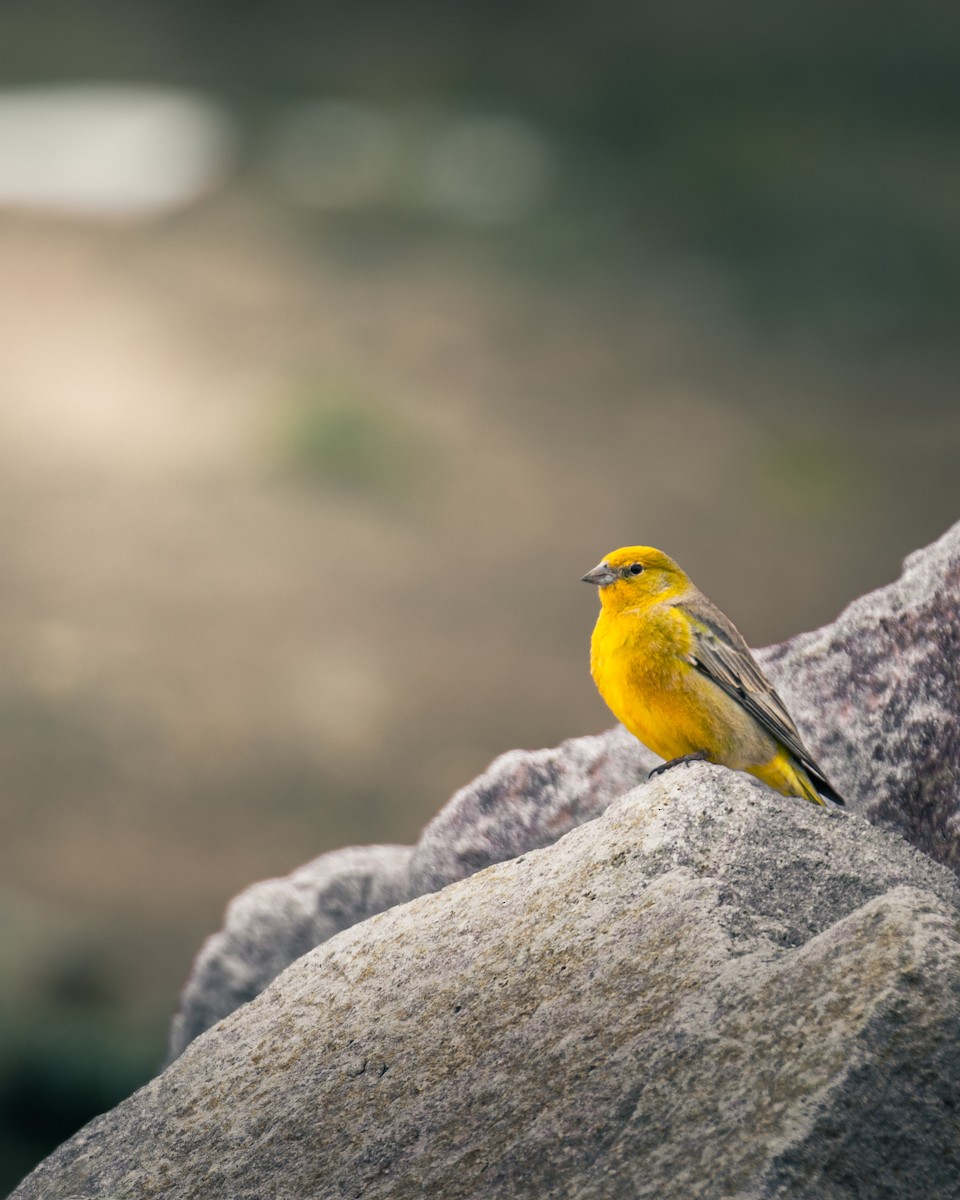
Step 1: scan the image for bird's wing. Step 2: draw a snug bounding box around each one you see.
[678,595,844,804]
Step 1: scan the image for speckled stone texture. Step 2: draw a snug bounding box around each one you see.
[757,519,960,871]
[166,844,418,1060]
[167,727,656,1059]
[167,520,960,1060]
[14,769,960,1200]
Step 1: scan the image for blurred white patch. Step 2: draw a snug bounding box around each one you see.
[421,114,553,226]
[266,100,399,209]
[0,85,235,217]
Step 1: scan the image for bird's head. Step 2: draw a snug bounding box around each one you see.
[581,545,688,609]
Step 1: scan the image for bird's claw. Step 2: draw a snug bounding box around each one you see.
[648,751,709,780]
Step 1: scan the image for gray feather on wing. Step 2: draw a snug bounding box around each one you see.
[678,596,841,801]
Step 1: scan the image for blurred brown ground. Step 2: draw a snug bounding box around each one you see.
[1,0,959,1190]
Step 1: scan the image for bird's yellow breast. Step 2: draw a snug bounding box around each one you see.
[590,602,769,766]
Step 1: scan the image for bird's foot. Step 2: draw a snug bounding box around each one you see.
[648,751,709,780]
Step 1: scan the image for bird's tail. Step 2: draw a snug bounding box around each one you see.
[795,768,828,808]
[754,750,831,807]
[791,755,847,807]
[804,766,846,807]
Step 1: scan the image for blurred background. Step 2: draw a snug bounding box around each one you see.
[1,0,959,1189]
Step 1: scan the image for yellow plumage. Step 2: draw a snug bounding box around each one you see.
[583,546,844,807]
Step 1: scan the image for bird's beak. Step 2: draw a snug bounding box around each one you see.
[581,561,616,587]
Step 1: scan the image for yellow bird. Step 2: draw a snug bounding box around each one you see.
[582,546,844,806]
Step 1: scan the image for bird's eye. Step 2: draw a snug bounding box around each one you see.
[628,563,644,576]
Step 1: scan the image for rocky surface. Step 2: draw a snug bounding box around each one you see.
[167,844,418,1059]
[167,727,657,1059]
[15,767,960,1200]
[757,518,960,871]
[167,520,960,1060]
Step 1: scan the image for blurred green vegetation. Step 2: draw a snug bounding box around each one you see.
[273,378,428,494]
[757,437,868,516]
[0,1017,157,1194]
[0,892,161,1194]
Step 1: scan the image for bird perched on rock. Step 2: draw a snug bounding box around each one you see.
[582,546,844,807]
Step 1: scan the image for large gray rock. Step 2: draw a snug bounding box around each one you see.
[167,728,656,1059]
[168,520,960,1059]
[758,519,960,869]
[14,768,960,1200]
[167,844,418,1058]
